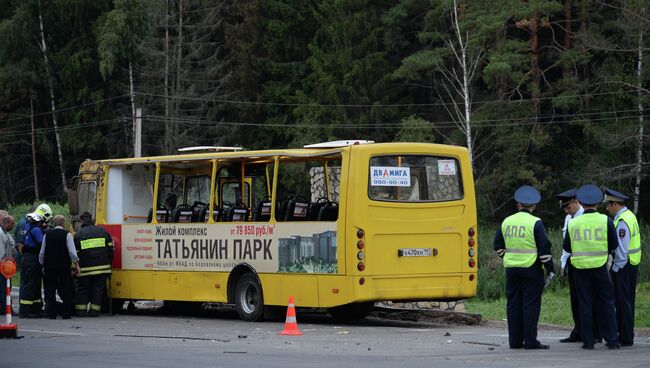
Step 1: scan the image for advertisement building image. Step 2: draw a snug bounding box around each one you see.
[278,230,337,273]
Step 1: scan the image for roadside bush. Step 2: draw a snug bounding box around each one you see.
[5,202,70,225]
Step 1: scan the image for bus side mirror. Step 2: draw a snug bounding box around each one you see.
[68,190,79,216]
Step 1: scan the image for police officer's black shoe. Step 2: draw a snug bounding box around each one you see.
[621,342,633,347]
[581,345,594,350]
[524,344,549,350]
[606,343,620,349]
[559,336,581,343]
[88,310,99,317]
[595,338,602,343]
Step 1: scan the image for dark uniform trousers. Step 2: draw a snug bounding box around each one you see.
[44,268,74,318]
[573,265,618,347]
[567,261,600,340]
[506,265,544,348]
[43,228,75,318]
[612,263,638,345]
[19,252,43,315]
[76,274,108,312]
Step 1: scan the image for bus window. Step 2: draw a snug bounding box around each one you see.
[368,155,463,202]
[221,181,250,207]
[106,164,155,224]
[153,161,213,223]
[77,181,97,219]
[277,159,340,221]
[185,175,210,218]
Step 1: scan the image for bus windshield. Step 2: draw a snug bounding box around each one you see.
[369,155,463,202]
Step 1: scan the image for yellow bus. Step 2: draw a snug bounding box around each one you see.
[68,140,477,321]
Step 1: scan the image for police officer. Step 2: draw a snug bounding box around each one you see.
[563,184,620,349]
[19,203,52,318]
[603,187,641,346]
[74,212,113,317]
[556,189,593,343]
[494,185,554,350]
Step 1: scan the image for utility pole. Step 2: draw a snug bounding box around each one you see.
[134,108,142,158]
[30,96,39,201]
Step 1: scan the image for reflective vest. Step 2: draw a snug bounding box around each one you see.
[74,224,113,277]
[568,212,609,269]
[501,211,539,268]
[614,209,641,266]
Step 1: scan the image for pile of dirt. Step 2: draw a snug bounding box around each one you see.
[370,305,483,325]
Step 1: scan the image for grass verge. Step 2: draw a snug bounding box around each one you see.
[465,282,650,328]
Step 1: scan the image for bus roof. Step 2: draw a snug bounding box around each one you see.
[81,142,468,166]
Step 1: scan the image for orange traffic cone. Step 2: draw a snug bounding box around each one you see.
[279,296,303,336]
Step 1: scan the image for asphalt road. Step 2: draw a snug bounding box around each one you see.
[1,306,648,368]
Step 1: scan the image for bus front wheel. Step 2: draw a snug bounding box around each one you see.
[235,273,265,322]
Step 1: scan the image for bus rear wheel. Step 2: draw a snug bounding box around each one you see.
[328,302,374,321]
[235,273,265,321]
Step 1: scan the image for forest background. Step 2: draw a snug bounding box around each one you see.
[1,0,649,228]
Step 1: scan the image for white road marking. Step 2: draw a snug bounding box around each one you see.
[20,328,86,336]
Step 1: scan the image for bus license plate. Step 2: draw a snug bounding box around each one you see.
[398,248,433,257]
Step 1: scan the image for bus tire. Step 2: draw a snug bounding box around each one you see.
[235,273,265,322]
[327,302,374,321]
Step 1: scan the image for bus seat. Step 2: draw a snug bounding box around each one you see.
[191,201,208,222]
[199,207,222,222]
[253,196,272,222]
[317,202,338,221]
[275,199,288,222]
[284,195,309,221]
[147,207,169,223]
[174,204,193,223]
[225,202,248,222]
[308,197,329,221]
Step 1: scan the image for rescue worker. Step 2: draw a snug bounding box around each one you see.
[603,187,641,347]
[493,185,554,350]
[563,184,620,349]
[19,203,52,318]
[74,212,113,317]
[556,189,600,343]
[0,215,16,310]
[39,215,79,319]
[14,206,37,271]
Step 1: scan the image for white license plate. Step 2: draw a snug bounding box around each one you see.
[398,248,433,257]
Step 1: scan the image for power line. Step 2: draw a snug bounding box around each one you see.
[143,112,647,129]
[0,95,130,124]
[0,106,645,141]
[137,89,642,108]
[0,119,119,138]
